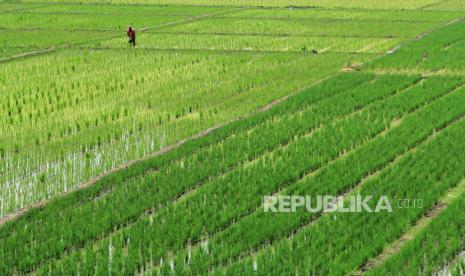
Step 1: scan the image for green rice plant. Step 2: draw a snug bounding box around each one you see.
[27,3,227,15]
[164,17,437,38]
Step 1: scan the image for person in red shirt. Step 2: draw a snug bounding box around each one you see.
[127,26,136,47]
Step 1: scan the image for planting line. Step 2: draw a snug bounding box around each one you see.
[0,43,344,199]
[63,45,379,55]
[418,0,453,10]
[367,68,465,77]
[199,85,465,273]
[0,28,413,39]
[3,10,444,24]
[370,15,465,56]
[15,1,465,13]
[353,178,465,275]
[0,8,451,222]
[5,10,199,17]
[30,74,391,273]
[0,47,357,220]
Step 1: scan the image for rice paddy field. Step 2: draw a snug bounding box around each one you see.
[0,0,465,275]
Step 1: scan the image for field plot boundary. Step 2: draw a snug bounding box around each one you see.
[353,178,465,274]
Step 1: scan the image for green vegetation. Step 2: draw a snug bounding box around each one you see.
[1,0,465,275]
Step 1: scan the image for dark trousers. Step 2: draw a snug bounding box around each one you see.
[129,38,136,47]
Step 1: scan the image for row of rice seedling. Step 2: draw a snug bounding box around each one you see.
[0,49,363,215]
[95,32,402,54]
[0,2,43,12]
[0,12,190,30]
[24,2,227,15]
[10,73,438,274]
[164,17,438,38]
[20,0,444,10]
[220,7,463,22]
[167,81,465,275]
[0,30,101,56]
[0,72,380,273]
[219,96,465,275]
[366,183,465,275]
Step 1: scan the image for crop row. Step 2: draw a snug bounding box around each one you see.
[219,87,465,275]
[24,74,454,275]
[0,2,43,12]
[18,0,444,10]
[0,11,202,31]
[366,181,465,275]
[0,72,387,273]
[93,33,401,54]
[10,3,461,22]
[0,50,367,215]
[14,2,227,16]
[163,17,438,38]
[220,7,462,22]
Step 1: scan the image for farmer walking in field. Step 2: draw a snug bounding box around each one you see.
[127,25,136,47]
